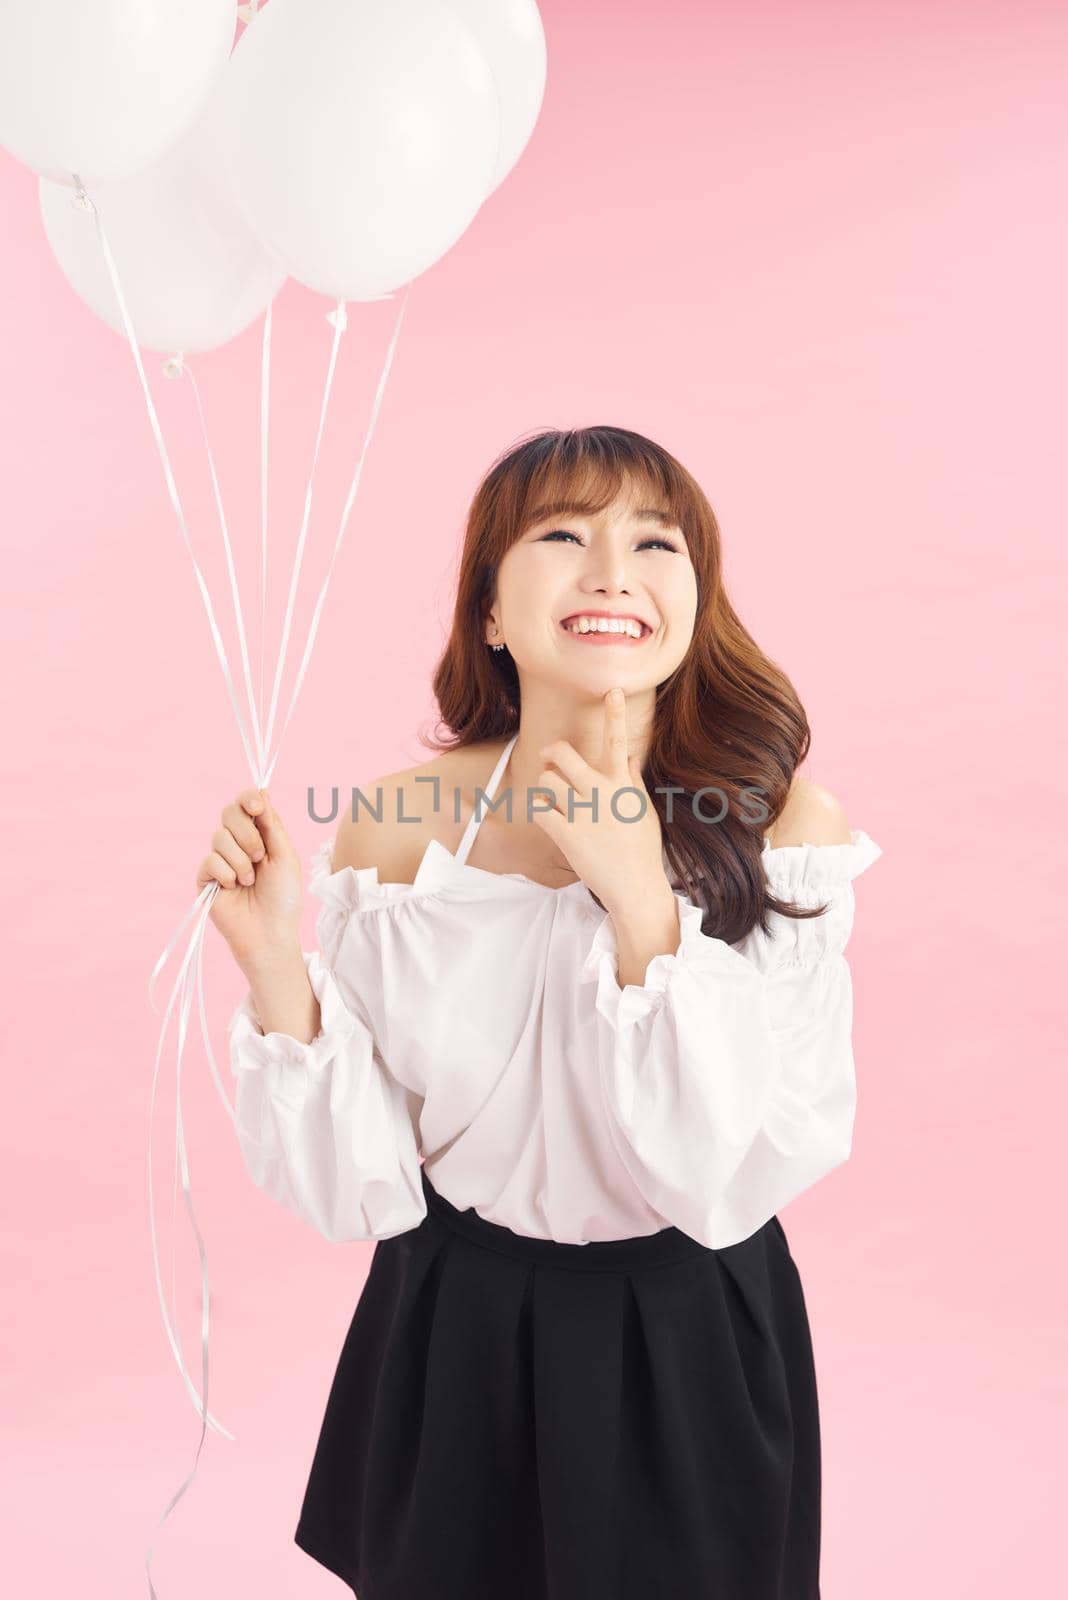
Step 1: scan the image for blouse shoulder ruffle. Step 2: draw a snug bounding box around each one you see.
[581,828,884,1000]
[760,827,883,903]
[743,826,883,972]
[308,833,430,964]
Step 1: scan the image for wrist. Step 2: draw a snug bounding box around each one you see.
[607,879,682,990]
[237,934,305,984]
[603,874,677,924]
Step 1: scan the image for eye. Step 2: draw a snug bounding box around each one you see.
[539,529,680,553]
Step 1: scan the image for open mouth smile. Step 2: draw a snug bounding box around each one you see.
[558,612,654,645]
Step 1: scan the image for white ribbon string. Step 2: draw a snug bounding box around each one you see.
[66,174,410,1594]
[147,882,213,1011]
[260,300,348,764]
[69,177,263,783]
[263,285,410,785]
[196,903,239,1125]
[144,302,350,1452]
[145,889,231,1433]
[143,895,221,1600]
[180,358,268,774]
[258,302,272,757]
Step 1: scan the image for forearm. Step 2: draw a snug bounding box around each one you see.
[241,942,321,1044]
[608,882,681,989]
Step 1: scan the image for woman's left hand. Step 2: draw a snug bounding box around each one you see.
[533,688,672,915]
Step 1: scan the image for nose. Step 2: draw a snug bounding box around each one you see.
[577,546,633,598]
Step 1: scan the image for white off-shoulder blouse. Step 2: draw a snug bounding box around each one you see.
[227,733,883,1250]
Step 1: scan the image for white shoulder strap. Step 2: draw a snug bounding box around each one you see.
[454,732,518,866]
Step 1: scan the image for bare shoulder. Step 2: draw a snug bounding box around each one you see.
[766,775,852,848]
[331,736,512,884]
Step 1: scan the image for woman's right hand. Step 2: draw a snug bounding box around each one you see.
[199,789,304,971]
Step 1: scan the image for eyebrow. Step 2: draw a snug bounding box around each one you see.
[527,501,678,529]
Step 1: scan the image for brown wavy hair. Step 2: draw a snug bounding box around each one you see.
[428,426,828,944]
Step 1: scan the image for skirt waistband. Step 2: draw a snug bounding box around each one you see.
[419,1165,712,1273]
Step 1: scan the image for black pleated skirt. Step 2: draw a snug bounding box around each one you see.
[293,1164,822,1599]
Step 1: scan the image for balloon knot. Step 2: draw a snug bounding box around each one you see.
[70,173,95,214]
[326,303,348,334]
[162,354,186,380]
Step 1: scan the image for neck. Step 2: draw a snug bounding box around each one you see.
[503,684,656,814]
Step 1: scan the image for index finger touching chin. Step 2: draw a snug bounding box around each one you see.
[601,687,630,774]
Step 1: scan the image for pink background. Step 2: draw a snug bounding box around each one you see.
[2,0,1064,1594]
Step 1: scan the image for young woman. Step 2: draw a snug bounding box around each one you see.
[201,426,882,1599]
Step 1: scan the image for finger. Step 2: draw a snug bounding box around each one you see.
[532,769,568,818]
[249,788,288,858]
[530,799,565,845]
[212,827,256,886]
[197,849,241,892]
[601,688,630,782]
[236,787,266,818]
[538,742,587,796]
[222,799,266,862]
[627,752,648,794]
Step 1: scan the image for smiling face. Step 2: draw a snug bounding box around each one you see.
[485,475,699,699]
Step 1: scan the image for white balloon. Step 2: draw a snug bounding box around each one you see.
[0,0,235,187]
[445,0,546,190]
[38,76,286,354]
[222,0,501,302]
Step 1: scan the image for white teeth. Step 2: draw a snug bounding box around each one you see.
[565,616,647,638]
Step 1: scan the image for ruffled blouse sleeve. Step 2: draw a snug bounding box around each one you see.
[226,837,426,1243]
[579,829,883,1249]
